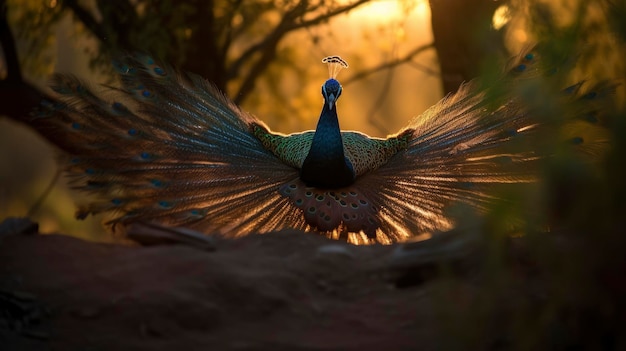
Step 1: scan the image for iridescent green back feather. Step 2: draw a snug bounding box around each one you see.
[251,122,413,175]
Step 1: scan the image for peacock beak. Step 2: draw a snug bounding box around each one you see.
[327,94,337,110]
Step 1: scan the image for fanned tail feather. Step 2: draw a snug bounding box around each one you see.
[358,47,616,242]
[34,55,306,235]
[32,48,616,244]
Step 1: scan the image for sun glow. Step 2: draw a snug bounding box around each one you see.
[492,4,510,30]
[347,0,429,23]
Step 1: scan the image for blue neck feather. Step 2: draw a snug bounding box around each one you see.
[300,83,355,188]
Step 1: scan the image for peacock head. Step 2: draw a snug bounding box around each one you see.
[322,79,342,110]
[321,55,348,110]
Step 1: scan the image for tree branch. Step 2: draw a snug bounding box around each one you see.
[61,0,107,41]
[227,1,305,83]
[231,0,310,103]
[365,62,396,135]
[343,42,435,85]
[229,0,371,103]
[286,0,370,31]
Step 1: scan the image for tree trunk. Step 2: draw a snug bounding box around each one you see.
[429,0,506,95]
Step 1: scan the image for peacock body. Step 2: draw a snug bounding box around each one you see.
[33,50,613,244]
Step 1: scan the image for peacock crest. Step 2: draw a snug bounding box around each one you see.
[33,49,615,244]
[322,55,349,79]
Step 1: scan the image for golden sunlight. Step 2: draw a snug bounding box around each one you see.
[492,4,510,30]
[347,0,429,23]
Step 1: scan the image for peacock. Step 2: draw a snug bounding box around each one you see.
[32,49,614,244]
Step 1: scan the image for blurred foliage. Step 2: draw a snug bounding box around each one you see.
[508,0,626,84]
[5,0,63,78]
[433,0,626,349]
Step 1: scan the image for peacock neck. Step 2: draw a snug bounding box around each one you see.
[300,102,355,188]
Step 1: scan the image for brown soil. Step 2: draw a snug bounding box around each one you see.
[1,218,623,350]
